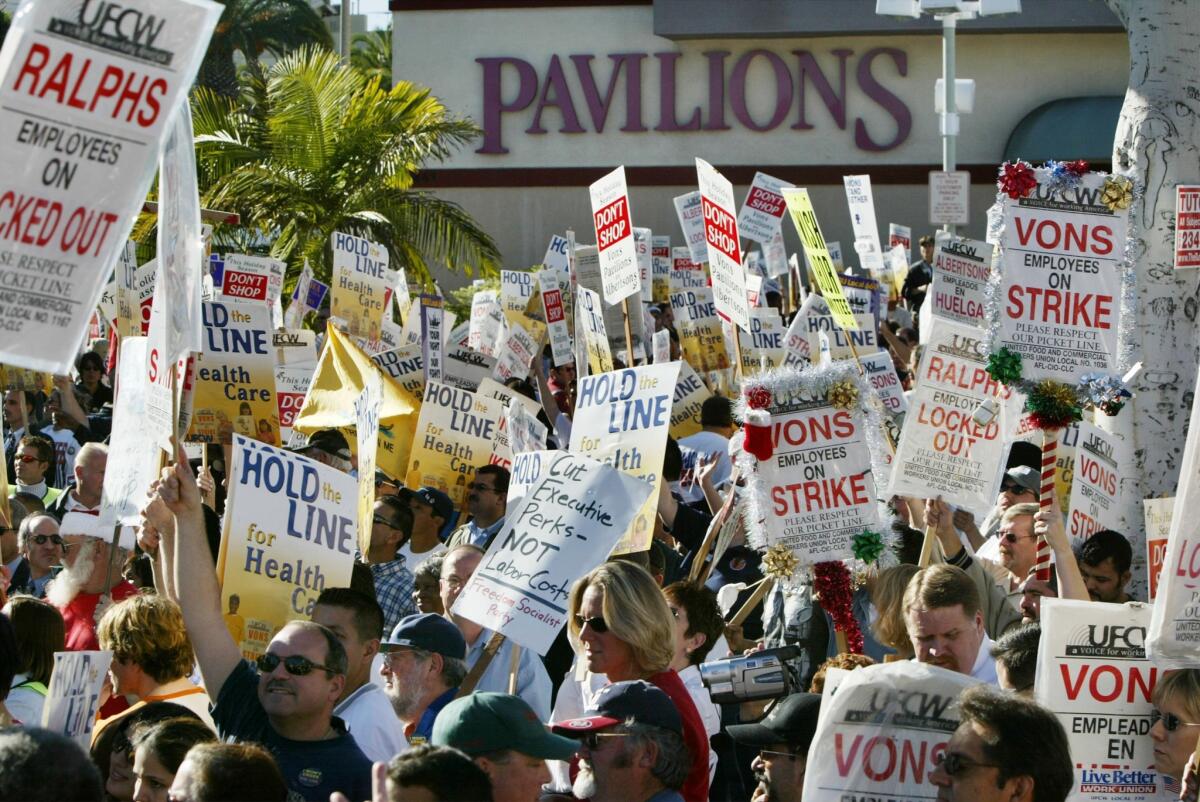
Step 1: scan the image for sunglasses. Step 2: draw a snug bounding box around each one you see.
[16,454,45,464]
[1001,531,1037,544]
[581,732,629,750]
[373,515,404,529]
[1151,709,1200,732]
[574,614,609,634]
[31,534,64,546]
[758,748,799,761]
[1001,483,1034,494]
[934,751,999,777]
[256,653,338,676]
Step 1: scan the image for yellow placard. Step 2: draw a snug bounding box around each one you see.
[782,188,858,331]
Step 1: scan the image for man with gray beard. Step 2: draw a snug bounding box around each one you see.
[378,613,467,745]
[47,511,137,651]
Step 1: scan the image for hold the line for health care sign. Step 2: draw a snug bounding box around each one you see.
[451,451,654,655]
[1035,598,1160,802]
[405,381,502,509]
[41,650,113,747]
[331,231,390,342]
[570,362,680,555]
[887,319,1010,516]
[995,171,1127,383]
[0,0,220,373]
[217,435,357,658]
[802,661,975,802]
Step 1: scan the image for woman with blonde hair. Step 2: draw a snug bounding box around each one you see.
[869,563,919,659]
[1150,669,1200,784]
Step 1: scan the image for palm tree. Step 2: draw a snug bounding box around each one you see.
[192,46,501,287]
[200,0,334,98]
[351,28,392,91]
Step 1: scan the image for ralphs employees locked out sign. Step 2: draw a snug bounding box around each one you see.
[589,166,639,304]
[1035,599,1160,802]
[450,451,653,654]
[0,0,220,373]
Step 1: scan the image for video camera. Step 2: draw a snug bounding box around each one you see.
[698,645,800,704]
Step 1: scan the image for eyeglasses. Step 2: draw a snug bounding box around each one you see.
[373,515,403,529]
[574,614,609,634]
[256,653,338,676]
[1001,531,1037,544]
[1001,483,1034,495]
[1151,709,1200,732]
[581,732,629,750]
[467,483,497,493]
[16,454,44,464]
[934,751,1000,776]
[31,534,64,546]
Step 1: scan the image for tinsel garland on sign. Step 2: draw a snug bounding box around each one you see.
[813,560,864,654]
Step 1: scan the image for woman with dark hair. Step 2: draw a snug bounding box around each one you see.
[169,742,288,802]
[90,701,202,802]
[129,717,216,802]
[3,595,65,726]
[74,351,112,412]
[0,613,19,726]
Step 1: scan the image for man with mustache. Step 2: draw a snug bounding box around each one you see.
[903,564,997,684]
[47,512,137,651]
[727,692,820,802]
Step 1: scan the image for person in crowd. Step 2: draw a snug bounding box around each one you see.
[93,702,202,802]
[3,390,42,479]
[868,563,918,659]
[47,442,108,520]
[675,397,736,509]
[156,457,373,802]
[447,465,509,549]
[930,685,1072,801]
[291,430,352,473]
[45,377,94,489]
[1017,574,1057,623]
[990,621,1040,696]
[546,359,577,416]
[1074,528,1135,603]
[379,744,493,802]
[727,692,822,802]
[552,680,691,802]
[129,717,217,802]
[366,496,418,636]
[901,234,935,313]
[48,511,138,651]
[808,652,876,694]
[167,742,288,802]
[0,727,104,802]
[1150,668,1200,786]
[95,594,214,733]
[431,692,578,802]
[662,580,724,781]
[566,561,710,802]
[311,587,408,762]
[9,512,62,598]
[439,545,552,719]
[75,350,113,412]
[3,595,64,725]
[406,487,452,560]
[0,613,17,726]
[379,612,468,745]
[956,465,1040,548]
[412,553,445,615]
[904,564,997,682]
[12,435,62,502]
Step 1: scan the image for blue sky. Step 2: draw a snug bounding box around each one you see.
[350,0,392,30]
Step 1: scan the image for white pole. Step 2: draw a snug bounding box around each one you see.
[340,0,352,64]
[941,14,959,237]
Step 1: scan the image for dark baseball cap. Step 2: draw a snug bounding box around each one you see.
[552,680,682,737]
[727,692,821,751]
[381,613,466,660]
[414,486,454,521]
[1004,465,1040,494]
[433,693,578,759]
[292,429,350,460]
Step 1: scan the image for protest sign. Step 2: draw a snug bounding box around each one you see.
[634,227,653,303]
[370,344,424,403]
[187,301,278,445]
[1035,598,1160,801]
[930,237,993,327]
[827,240,844,271]
[144,269,188,449]
[653,329,670,364]
[284,262,318,328]
[543,234,571,279]
[393,267,413,324]
[539,267,573,367]
[670,361,712,440]
[420,294,445,384]
[1175,186,1200,269]
[469,290,504,356]
[672,286,731,374]
[589,166,640,304]
[476,377,543,469]
[451,451,653,654]
[995,171,1126,382]
[575,245,647,361]
[782,188,858,331]
[837,273,882,326]
[99,339,161,526]
[276,360,315,447]
[331,231,390,341]
[443,344,498,392]
[576,286,614,375]
[41,651,113,747]
[803,661,975,802]
[217,436,357,657]
[507,449,555,507]
[501,270,535,321]
[651,236,672,303]
[355,371,382,556]
[696,158,750,332]
[0,0,220,373]
[669,249,709,294]
[887,319,1008,515]
[738,171,793,244]
[570,363,679,555]
[738,308,785,374]
[105,241,142,337]
[1144,498,1172,602]
[860,350,908,416]
[156,103,205,365]
[492,317,541,384]
[746,274,763,307]
[506,398,549,460]
[406,381,502,507]
[889,223,912,257]
[1068,421,1130,542]
[843,174,886,278]
[674,190,707,265]
[221,254,283,306]
[764,229,789,278]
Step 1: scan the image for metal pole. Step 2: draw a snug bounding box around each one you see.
[340,1,351,64]
[941,14,958,237]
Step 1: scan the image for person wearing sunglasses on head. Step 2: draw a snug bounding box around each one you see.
[930,684,1072,802]
[153,456,373,802]
[726,692,820,802]
[1150,669,1200,793]
[9,512,62,598]
[445,465,509,550]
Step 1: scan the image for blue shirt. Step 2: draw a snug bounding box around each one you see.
[465,628,552,721]
[409,686,457,744]
[461,517,505,548]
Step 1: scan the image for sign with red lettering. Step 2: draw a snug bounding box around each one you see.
[1035,598,1160,801]
[802,661,974,802]
[1174,185,1200,269]
[996,170,1127,383]
[673,191,707,265]
[737,171,793,244]
[697,158,751,332]
[0,0,220,373]
[538,267,572,368]
[1067,421,1128,543]
[221,269,270,302]
[589,166,639,304]
[1143,498,1172,602]
[887,319,1013,515]
[930,236,992,327]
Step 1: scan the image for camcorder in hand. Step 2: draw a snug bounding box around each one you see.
[698,645,800,704]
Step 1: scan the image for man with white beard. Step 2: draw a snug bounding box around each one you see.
[47,512,137,650]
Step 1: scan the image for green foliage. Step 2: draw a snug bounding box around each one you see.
[199,0,334,98]
[445,276,500,321]
[351,28,392,91]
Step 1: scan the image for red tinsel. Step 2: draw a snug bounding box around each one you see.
[998,161,1037,199]
[1064,160,1090,176]
[745,385,773,410]
[813,561,864,654]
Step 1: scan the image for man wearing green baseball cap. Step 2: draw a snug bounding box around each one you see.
[431,692,577,802]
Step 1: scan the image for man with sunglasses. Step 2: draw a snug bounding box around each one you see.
[158,457,373,802]
[930,684,1072,802]
[10,513,62,598]
[727,692,820,802]
[446,465,509,550]
[11,435,62,505]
